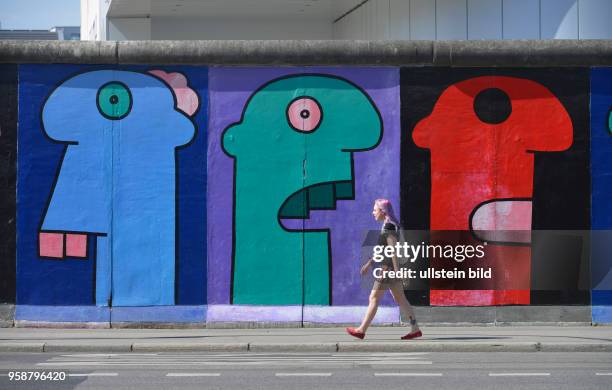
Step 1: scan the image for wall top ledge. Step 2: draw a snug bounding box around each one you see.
[1,40,611,66]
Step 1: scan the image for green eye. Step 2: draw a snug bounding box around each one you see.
[97,82,132,119]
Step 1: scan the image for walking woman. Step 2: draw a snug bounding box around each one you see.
[346,199,422,340]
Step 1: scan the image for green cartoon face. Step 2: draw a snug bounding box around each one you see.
[222,75,382,305]
[223,75,382,220]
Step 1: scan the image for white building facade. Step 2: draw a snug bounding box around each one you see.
[81,0,612,41]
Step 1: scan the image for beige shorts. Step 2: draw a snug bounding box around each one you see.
[372,264,403,290]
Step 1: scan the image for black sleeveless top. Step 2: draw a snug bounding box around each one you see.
[378,222,399,268]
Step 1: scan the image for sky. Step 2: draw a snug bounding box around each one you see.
[0,0,80,30]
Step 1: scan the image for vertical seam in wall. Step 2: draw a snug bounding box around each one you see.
[14,64,19,306]
[366,0,370,40]
[537,0,541,39]
[408,0,411,40]
[434,0,438,40]
[372,0,375,40]
[501,0,504,39]
[387,0,391,40]
[373,0,377,40]
[466,0,469,39]
[465,0,470,39]
[577,0,580,39]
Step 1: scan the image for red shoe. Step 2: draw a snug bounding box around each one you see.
[346,327,365,340]
[401,330,422,340]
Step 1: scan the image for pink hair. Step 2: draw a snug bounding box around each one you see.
[374,198,400,227]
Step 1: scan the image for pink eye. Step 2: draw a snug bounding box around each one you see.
[287,97,322,132]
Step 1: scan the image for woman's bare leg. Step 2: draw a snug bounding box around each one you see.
[356,288,385,333]
[390,283,419,331]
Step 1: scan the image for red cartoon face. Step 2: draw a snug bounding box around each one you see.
[413,76,573,231]
[412,76,574,305]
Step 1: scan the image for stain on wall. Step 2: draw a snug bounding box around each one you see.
[0,64,17,304]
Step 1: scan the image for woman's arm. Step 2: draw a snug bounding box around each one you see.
[361,258,373,275]
[387,234,399,272]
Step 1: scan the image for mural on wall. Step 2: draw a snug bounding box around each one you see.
[401,68,590,306]
[0,64,17,304]
[222,75,382,305]
[591,68,612,320]
[208,68,400,314]
[7,64,604,323]
[17,65,207,308]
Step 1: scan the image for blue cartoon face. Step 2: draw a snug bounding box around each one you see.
[42,70,195,147]
[39,69,199,306]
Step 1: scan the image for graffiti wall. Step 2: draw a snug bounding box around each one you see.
[591,68,612,323]
[1,64,609,324]
[207,68,400,323]
[16,65,207,322]
[401,69,591,307]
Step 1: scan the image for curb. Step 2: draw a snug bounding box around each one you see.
[132,342,248,352]
[337,342,540,352]
[249,343,338,353]
[0,342,45,352]
[2,342,612,353]
[42,343,132,353]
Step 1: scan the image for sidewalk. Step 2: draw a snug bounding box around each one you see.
[1,326,612,353]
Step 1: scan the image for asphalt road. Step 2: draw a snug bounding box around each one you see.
[1,351,611,389]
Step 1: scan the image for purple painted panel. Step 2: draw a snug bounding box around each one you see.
[206,305,302,322]
[303,306,400,324]
[208,67,400,308]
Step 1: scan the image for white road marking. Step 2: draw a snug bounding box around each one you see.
[68,373,118,377]
[489,373,550,377]
[39,359,434,366]
[61,354,158,357]
[332,353,430,357]
[366,361,432,365]
[596,373,612,376]
[38,352,434,369]
[166,373,221,377]
[39,361,358,366]
[48,356,424,362]
[275,373,332,377]
[375,372,443,377]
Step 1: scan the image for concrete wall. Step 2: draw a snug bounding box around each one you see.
[333,0,612,40]
[108,18,151,40]
[106,16,335,41]
[150,18,333,40]
[81,0,112,41]
[0,40,611,326]
[84,0,612,41]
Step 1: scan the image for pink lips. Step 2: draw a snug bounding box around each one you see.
[470,199,532,244]
[39,232,87,258]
